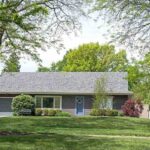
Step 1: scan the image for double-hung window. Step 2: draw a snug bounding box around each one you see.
[35,96,62,109]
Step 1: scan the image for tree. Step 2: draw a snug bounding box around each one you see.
[132,52,150,104]
[92,0,150,54]
[51,43,128,72]
[37,66,50,72]
[93,77,108,109]
[2,52,20,72]
[0,0,85,62]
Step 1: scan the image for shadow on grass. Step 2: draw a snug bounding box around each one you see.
[1,117,150,137]
[0,132,150,150]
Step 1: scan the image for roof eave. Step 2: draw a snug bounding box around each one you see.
[0,91,133,96]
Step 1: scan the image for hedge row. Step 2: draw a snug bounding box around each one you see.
[90,109,121,116]
[35,108,71,117]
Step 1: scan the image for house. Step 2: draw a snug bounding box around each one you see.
[0,72,132,116]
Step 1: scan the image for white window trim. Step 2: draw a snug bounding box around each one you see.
[106,96,113,109]
[35,95,62,110]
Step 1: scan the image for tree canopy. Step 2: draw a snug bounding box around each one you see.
[132,53,150,104]
[51,43,128,72]
[93,0,150,54]
[0,0,84,62]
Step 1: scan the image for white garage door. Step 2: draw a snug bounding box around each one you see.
[0,98,13,112]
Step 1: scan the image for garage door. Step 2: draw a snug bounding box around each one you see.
[0,98,13,112]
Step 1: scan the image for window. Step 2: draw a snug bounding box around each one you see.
[35,96,61,109]
[43,97,53,108]
[106,96,113,109]
[54,97,61,108]
[99,96,113,109]
[36,97,41,108]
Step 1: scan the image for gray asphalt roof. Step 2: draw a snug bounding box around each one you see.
[0,72,131,95]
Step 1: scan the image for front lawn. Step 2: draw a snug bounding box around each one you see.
[0,116,150,150]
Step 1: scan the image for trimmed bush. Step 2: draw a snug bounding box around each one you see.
[35,108,42,116]
[55,109,62,114]
[48,109,57,116]
[122,99,143,117]
[12,94,35,116]
[55,111,71,117]
[90,109,106,116]
[105,109,118,116]
[90,109,101,116]
[90,109,118,116]
[118,111,124,116]
[43,109,49,116]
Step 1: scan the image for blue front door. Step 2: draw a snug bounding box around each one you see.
[75,96,84,115]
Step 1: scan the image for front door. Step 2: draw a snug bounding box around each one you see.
[75,96,84,115]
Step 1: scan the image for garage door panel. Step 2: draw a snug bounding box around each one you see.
[0,98,12,112]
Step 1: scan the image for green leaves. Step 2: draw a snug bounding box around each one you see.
[93,77,108,109]
[2,52,21,72]
[52,43,128,72]
[0,0,84,63]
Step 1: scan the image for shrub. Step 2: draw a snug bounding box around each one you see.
[90,109,118,116]
[48,109,57,116]
[43,109,49,116]
[90,109,106,116]
[12,94,35,116]
[118,111,124,116]
[105,109,118,116]
[35,108,42,116]
[99,109,107,116]
[122,99,143,117]
[55,109,62,114]
[90,109,101,116]
[55,111,71,117]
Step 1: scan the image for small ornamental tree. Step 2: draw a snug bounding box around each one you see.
[12,94,35,116]
[93,77,108,109]
[122,99,143,117]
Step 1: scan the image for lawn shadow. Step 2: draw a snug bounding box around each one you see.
[0,132,150,150]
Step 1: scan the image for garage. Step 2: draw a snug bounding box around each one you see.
[0,98,13,112]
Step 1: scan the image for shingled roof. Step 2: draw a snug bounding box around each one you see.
[0,72,131,95]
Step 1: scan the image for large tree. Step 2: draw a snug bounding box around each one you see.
[51,43,128,72]
[132,52,150,103]
[93,0,150,54]
[0,0,84,62]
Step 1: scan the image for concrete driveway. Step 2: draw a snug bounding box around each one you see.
[0,112,12,117]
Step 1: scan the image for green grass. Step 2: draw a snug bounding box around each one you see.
[0,116,150,149]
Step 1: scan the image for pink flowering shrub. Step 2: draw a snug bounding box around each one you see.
[122,99,143,117]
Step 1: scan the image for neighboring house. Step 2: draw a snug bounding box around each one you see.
[0,72,132,116]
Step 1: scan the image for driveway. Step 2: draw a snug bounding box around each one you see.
[0,112,12,117]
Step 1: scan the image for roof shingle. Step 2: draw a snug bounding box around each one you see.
[0,72,131,95]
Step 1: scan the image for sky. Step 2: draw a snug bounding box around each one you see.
[0,15,126,72]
